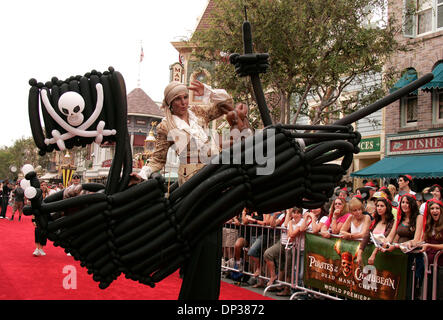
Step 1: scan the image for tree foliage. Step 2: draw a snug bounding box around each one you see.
[191,0,412,126]
[0,137,51,180]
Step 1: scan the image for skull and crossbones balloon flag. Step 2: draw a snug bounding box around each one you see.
[28,68,119,155]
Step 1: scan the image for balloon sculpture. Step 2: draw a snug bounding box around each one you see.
[23,17,433,291]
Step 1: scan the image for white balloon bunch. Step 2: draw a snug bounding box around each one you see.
[21,164,38,199]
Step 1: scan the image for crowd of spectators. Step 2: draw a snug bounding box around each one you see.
[0,174,81,257]
[222,175,443,300]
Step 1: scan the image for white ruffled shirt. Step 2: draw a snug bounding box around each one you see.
[171,109,210,155]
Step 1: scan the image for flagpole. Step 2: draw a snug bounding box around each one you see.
[138,40,143,88]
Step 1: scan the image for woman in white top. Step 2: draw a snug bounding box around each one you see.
[340,197,371,241]
[320,197,350,238]
[300,207,329,234]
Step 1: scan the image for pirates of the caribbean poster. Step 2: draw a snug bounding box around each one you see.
[304,233,409,300]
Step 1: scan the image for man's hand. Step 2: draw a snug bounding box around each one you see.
[129,172,144,187]
[188,80,205,96]
[226,103,250,131]
[320,230,331,238]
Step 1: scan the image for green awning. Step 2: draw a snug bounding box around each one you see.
[421,63,443,91]
[351,154,443,179]
[389,68,418,95]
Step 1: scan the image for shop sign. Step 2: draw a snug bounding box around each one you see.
[358,137,380,153]
[170,62,183,83]
[387,132,443,155]
[101,159,112,168]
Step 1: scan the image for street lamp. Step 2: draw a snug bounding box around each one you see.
[144,121,157,152]
[10,165,17,181]
[140,121,157,169]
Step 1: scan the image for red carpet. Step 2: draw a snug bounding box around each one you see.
[0,206,271,300]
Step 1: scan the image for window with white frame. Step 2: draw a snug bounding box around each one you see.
[404,0,443,37]
[433,89,443,123]
[418,0,433,34]
[439,0,443,28]
[401,94,418,127]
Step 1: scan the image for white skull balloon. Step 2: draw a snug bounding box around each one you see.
[58,91,85,127]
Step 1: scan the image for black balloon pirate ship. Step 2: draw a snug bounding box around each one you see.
[22,17,433,289]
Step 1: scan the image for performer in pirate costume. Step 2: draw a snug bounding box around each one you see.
[131,79,250,299]
[135,80,232,184]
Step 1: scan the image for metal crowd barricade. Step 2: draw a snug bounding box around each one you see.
[408,249,443,301]
[420,252,429,300]
[221,222,341,299]
[284,233,436,301]
[221,221,285,286]
[409,249,442,300]
[221,224,346,300]
[290,233,430,301]
[221,223,440,300]
[431,250,442,300]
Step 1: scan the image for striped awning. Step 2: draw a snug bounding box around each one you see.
[421,63,443,91]
[351,154,443,179]
[390,68,418,95]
